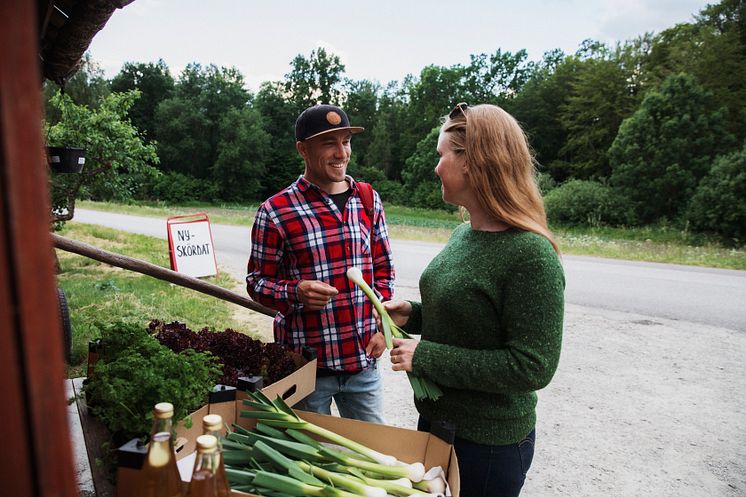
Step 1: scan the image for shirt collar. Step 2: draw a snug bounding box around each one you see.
[296,175,356,194]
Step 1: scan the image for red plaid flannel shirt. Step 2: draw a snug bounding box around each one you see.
[246,176,395,371]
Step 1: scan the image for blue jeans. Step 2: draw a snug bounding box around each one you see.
[418,417,535,497]
[295,364,385,424]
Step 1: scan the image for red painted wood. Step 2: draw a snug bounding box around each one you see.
[0,1,78,496]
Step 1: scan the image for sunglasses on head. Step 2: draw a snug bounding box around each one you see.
[449,102,469,119]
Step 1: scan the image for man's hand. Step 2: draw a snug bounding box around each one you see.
[297,280,338,310]
[365,332,386,359]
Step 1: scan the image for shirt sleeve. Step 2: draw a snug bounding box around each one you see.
[412,253,565,395]
[371,190,395,301]
[246,205,300,314]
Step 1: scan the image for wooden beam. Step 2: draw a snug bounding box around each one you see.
[52,233,277,318]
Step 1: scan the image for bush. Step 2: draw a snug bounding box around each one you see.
[537,172,557,195]
[686,145,746,246]
[544,179,635,226]
[140,171,220,203]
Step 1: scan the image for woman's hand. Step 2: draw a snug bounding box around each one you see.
[383,299,412,327]
[390,337,418,372]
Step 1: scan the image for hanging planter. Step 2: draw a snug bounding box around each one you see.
[47,146,85,173]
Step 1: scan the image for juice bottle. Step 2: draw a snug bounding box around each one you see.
[201,414,231,497]
[140,402,182,497]
[185,435,221,497]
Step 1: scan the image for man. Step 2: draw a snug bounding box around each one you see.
[246,104,395,423]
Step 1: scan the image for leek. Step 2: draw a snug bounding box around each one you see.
[346,267,443,401]
[238,391,425,482]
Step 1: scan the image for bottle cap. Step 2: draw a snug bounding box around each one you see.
[202,414,223,431]
[154,402,174,418]
[196,434,218,453]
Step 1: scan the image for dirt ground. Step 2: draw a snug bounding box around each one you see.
[234,289,746,497]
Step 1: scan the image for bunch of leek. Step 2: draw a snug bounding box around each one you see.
[346,267,442,401]
[220,391,448,497]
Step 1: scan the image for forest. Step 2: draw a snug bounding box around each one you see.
[46,0,746,245]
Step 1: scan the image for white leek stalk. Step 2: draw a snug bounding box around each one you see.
[347,267,444,401]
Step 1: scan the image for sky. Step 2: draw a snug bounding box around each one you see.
[87,0,710,91]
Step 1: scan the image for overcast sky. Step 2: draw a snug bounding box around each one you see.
[87,0,709,91]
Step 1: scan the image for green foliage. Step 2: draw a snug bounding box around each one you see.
[110,60,175,141]
[536,172,557,195]
[462,48,534,103]
[213,107,270,201]
[400,127,450,210]
[153,96,212,176]
[558,50,638,179]
[609,73,735,223]
[43,53,111,123]
[41,2,746,235]
[544,179,635,226]
[284,47,345,108]
[648,1,746,142]
[253,81,305,196]
[366,111,395,176]
[141,171,219,203]
[507,49,574,177]
[343,79,380,163]
[686,144,746,245]
[46,91,159,224]
[83,321,222,438]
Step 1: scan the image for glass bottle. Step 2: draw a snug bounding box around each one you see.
[140,402,183,497]
[202,414,231,497]
[185,435,221,497]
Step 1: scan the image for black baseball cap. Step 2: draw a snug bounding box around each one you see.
[295,104,364,142]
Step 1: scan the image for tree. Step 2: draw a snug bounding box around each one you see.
[400,127,451,210]
[609,73,735,223]
[43,53,110,123]
[46,91,159,224]
[110,60,175,141]
[213,107,270,201]
[507,49,576,180]
[646,1,746,142]
[343,79,380,164]
[284,47,346,109]
[154,96,212,177]
[686,144,746,245]
[462,49,534,103]
[154,63,251,180]
[558,44,638,179]
[366,111,394,176]
[253,81,304,197]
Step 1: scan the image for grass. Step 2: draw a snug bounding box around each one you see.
[56,222,259,378]
[77,200,746,270]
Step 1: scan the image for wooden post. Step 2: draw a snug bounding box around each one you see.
[0,1,78,496]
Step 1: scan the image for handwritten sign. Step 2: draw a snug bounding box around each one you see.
[167,213,218,277]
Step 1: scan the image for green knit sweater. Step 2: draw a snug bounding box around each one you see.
[405,223,565,445]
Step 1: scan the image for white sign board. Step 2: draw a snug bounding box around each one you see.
[167,214,218,278]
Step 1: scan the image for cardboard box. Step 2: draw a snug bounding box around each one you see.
[175,404,460,497]
[173,349,317,458]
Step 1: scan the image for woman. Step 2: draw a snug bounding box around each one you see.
[385,103,565,497]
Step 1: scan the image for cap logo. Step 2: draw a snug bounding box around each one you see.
[326,112,342,125]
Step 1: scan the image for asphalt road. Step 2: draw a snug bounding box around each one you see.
[72,208,746,331]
